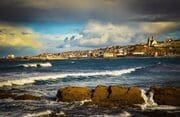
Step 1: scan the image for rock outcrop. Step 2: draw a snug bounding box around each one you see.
[0,89,41,100]
[149,86,180,106]
[14,94,41,100]
[109,86,144,106]
[92,85,110,106]
[57,85,144,107]
[57,87,91,102]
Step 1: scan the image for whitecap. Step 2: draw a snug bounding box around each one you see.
[24,110,52,117]
[0,67,142,87]
[20,62,52,68]
[90,111,131,117]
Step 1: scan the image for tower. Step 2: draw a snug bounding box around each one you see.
[147,37,151,46]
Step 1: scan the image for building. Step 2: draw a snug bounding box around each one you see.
[166,38,173,43]
[103,52,114,58]
[132,52,145,56]
[81,54,88,58]
[147,36,158,47]
[116,48,127,57]
[69,54,76,58]
[6,54,15,59]
[154,52,158,57]
[151,39,158,46]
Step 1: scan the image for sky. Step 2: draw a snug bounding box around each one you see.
[0,0,180,57]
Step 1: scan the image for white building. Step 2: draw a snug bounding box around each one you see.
[147,36,158,46]
[103,52,114,58]
[132,52,145,55]
[117,48,127,57]
[6,54,15,59]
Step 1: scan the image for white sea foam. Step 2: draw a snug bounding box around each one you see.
[55,111,65,116]
[20,62,52,68]
[24,110,52,117]
[79,99,92,106]
[118,111,132,117]
[90,111,131,117]
[137,89,157,110]
[0,67,141,87]
[148,105,180,110]
[37,63,52,67]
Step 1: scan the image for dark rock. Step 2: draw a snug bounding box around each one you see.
[14,94,41,100]
[0,91,16,99]
[91,86,144,107]
[109,86,144,106]
[57,87,91,102]
[57,86,144,107]
[0,89,41,100]
[0,89,19,99]
[57,85,144,107]
[92,85,110,106]
[150,86,180,106]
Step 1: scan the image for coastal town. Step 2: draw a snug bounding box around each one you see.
[1,37,180,61]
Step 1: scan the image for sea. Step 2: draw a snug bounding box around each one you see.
[0,58,179,116]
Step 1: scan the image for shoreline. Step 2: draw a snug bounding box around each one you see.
[0,56,180,62]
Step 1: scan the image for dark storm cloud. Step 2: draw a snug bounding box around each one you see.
[129,0,180,22]
[0,0,179,23]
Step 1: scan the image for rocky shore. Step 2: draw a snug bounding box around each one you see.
[0,86,179,107]
[0,86,180,116]
[57,85,180,107]
[0,88,41,100]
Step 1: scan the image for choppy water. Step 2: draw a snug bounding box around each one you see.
[0,58,180,116]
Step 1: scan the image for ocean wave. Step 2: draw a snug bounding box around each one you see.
[20,62,52,68]
[0,67,142,87]
[24,110,52,117]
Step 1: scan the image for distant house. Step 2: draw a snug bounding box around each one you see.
[103,52,114,58]
[116,48,127,57]
[81,54,88,58]
[6,54,15,59]
[132,52,145,56]
[147,36,158,47]
[151,39,158,46]
[69,54,76,58]
[166,39,173,43]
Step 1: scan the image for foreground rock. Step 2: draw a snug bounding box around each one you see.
[92,85,110,106]
[57,87,91,102]
[92,86,144,107]
[150,86,180,106]
[0,89,41,100]
[57,85,144,107]
[14,94,41,100]
[109,86,144,106]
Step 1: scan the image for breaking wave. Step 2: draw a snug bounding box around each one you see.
[24,110,52,117]
[20,62,52,68]
[0,67,142,87]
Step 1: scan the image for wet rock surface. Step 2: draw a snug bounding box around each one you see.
[14,94,41,100]
[57,86,91,102]
[57,85,144,107]
[0,88,41,100]
[109,86,144,106]
[150,86,180,106]
[91,85,110,106]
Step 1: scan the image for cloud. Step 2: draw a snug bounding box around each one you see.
[76,21,180,47]
[77,21,136,47]
[0,23,41,56]
[43,21,179,50]
[140,22,180,34]
[130,0,180,21]
[0,0,179,23]
[39,22,132,50]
